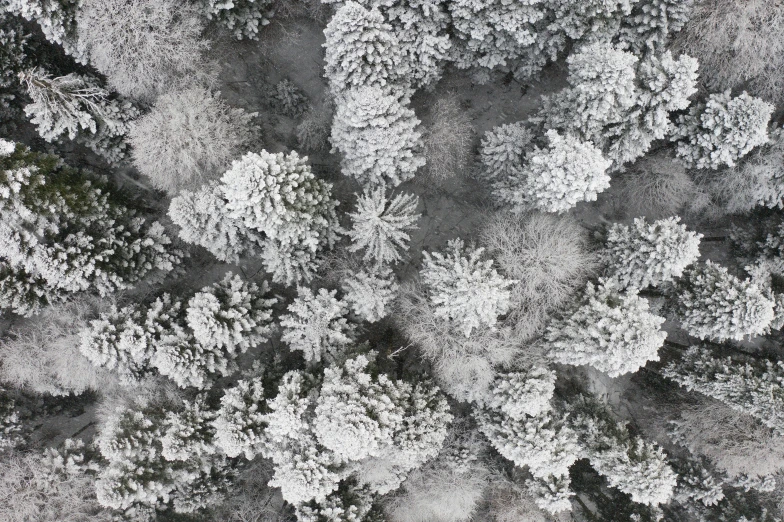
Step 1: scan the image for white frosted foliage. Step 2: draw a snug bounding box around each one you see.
[341,267,399,323]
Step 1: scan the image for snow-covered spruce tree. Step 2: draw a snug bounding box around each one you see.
[322,0,452,89]
[540,42,698,168]
[76,0,209,101]
[20,68,139,164]
[481,367,557,420]
[0,140,180,316]
[447,0,550,81]
[330,85,425,186]
[421,238,516,337]
[341,267,399,322]
[221,150,340,285]
[168,181,260,263]
[479,122,534,183]
[671,90,773,170]
[664,346,784,432]
[674,261,774,341]
[346,186,419,268]
[568,396,677,506]
[619,0,694,52]
[213,376,268,459]
[493,129,611,214]
[545,281,667,377]
[323,2,406,92]
[255,355,451,510]
[152,274,277,388]
[4,0,85,62]
[95,396,228,515]
[201,0,274,40]
[0,17,31,115]
[603,217,702,290]
[280,287,356,363]
[128,88,256,194]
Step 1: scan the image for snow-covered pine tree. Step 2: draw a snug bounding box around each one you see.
[20,68,139,164]
[663,345,784,432]
[330,85,425,186]
[323,1,406,92]
[341,267,399,322]
[421,238,516,337]
[4,0,85,62]
[279,287,356,363]
[479,121,534,182]
[619,0,694,52]
[201,0,274,40]
[0,17,31,115]
[545,281,667,377]
[540,41,698,168]
[674,261,775,341]
[567,396,677,506]
[493,129,611,213]
[168,181,261,263]
[221,149,340,285]
[346,186,420,268]
[213,376,268,459]
[0,140,180,316]
[671,90,773,170]
[481,366,557,420]
[603,217,702,289]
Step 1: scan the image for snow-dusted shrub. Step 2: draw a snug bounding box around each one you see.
[201,0,274,39]
[671,90,773,169]
[213,377,268,459]
[421,238,515,337]
[95,396,228,514]
[128,88,255,194]
[0,441,112,522]
[0,141,180,316]
[20,69,139,164]
[395,282,524,402]
[674,261,775,341]
[168,181,259,263]
[297,105,332,152]
[664,346,784,432]
[76,0,210,100]
[619,0,694,52]
[615,154,697,219]
[4,0,84,62]
[493,130,611,213]
[341,267,399,322]
[422,96,474,182]
[346,186,419,268]
[541,42,698,168]
[482,367,556,419]
[330,85,424,186]
[481,212,596,323]
[323,1,405,92]
[604,217,702,289]
[546,281,667,377]
[568,397,677,506]
[280,287,355,363]
[674,0,784,104]
[0,297,117,396]
[258,356,452,509]
[479,122,534,182]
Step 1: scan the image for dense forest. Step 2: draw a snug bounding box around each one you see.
[1,0,784,521]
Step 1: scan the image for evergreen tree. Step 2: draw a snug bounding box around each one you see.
[421,238,516,337]
[664,345,784,432]
[619,0,694,52]
[279,287,356,363]
[201,0,274,40]
[0,140,180,316]
[603,217,702,290]
[675,261,775,341]
[341,267,399,323]
[213,376,268,459]
[545,281,667,377]
[323,1,406,92]
[493,130,611,213]
[671,90,773,170]
[346,186,420,268]
[4,0,85,62]
[330,85,425,186]
[479,122,533,182]
[20,69,139,164]
[481,366,557,419]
